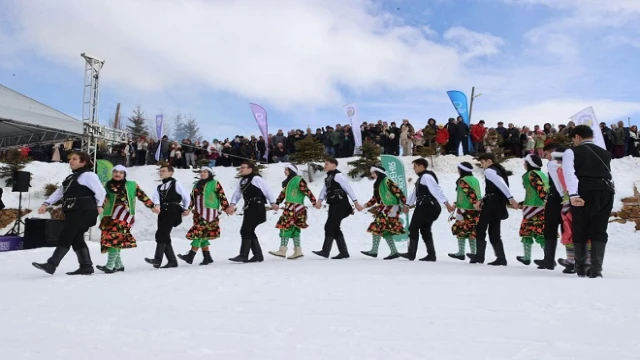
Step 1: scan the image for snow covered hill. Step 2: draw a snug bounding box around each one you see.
[1,155,639,360]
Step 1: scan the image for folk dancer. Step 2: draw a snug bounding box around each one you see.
[313,157,363,259]
[361,164,407,260]
[228,162,277,263]
[516,154,549,265]
[448,162,482,260]
[33,152,107,275]
[400,158,454,261]
[97,165,154,273]
[145,165,191,269]
[178,167,230,265]
[468,153,519,266]
[269,164,317,259]
[534,142,564,270]
[563,125,614,278]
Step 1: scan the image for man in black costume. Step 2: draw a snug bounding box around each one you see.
[228,161,277,263]
[401,158,454,261]
[468,153,519,266]
[534,142,563,270]
[313,157,362,259]
[33,152,107,275]
[145,165,191,269]
[562,125,614,278]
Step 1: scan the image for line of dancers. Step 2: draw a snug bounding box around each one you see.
[31,125,614,278]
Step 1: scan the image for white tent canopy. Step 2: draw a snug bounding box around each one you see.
[0,84,84,148]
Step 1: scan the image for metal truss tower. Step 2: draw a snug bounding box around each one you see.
[80,53,105,166]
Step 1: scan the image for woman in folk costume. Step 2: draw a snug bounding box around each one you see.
[516,154,549,265]
[97,165,155,273]
[361,164,406,260]
[548,148,591,274]
[269,164,317,259]
[178,167,230,265]
[448,162,482,260]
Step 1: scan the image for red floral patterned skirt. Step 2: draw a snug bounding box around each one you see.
[186,211,222,240]
[366,205,405,236]
[99,217,137,253]
[451,208,480,238]
[275,203,309,230]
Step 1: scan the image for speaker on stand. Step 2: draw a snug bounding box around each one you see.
[5,170,31,236]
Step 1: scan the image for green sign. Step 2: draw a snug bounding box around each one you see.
[381,155,409,242]
[95,159,114,185]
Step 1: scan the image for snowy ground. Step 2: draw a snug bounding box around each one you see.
[1,156,639,360]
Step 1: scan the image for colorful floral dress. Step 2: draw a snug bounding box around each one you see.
[186,179,230,243]
[365,177,407,236]
[99,180,154,253]
[451,176,481,238]
[519,170,549,243]
[275,176,316,239]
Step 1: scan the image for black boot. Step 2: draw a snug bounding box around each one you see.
[312,237,333,258]
[419,238,436,262]
[573,242,589,277]
[229,238,251,262]
[468,241,486,264]
[161,244,178,268]
[66,247,94,275]
[533,258,556,270]
[246,238,265,263]
[487,241,507,266]
[400,238,419,261]
[178,250,197,264]
[145,243,167,268]
[32,246,70,275]
[332,235,350,259]
[200,251,214,265]
[588,243,605,278]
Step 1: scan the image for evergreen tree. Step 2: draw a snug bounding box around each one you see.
[289,136,326,182]
[0,149,33,186]
[347,140,381,178]
[126,105,149,136]
[414,127,438,157]
[172,113,186,140]
[174,113,201,141]
[546,132,573,148]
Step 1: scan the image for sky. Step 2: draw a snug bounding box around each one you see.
[1,0,639,140]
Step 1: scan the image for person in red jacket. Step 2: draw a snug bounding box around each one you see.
[471,121,487,154]
[435,125,449,155]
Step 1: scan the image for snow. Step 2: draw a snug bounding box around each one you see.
[1,155,640,360]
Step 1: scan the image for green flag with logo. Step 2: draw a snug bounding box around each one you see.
[95,159,114,185]
[381,155,409,242]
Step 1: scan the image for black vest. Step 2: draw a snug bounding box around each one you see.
[415,170,438,199]
[547,170,561,200]
[572,141,614,193]
[485,164,509,200]
[63,168,95,200]
[157,178,182,205]
[240,174,266,203]
[324,170,347,204]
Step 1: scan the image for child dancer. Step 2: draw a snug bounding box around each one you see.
[97,165,155,273]
[516,154,549,265]
[448,162,481,260]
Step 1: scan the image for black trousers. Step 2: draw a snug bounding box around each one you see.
[324,201,351,239]
[542,197,563,261]
[407,204,440,257]
[475,200,506,260]
[571,190,614,245]
[58,209,98,251]
[155,205,182,244]
[240,204,266,240]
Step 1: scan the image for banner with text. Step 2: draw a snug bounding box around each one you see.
[343,103,363,155]
[95,159,114,185]
[249,103,269,161]
[381,155,409,243]
[569,106,606,150]
[154,115,164,161]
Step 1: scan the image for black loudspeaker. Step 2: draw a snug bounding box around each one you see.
[23,218,64,249]
[12,171,31,192]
